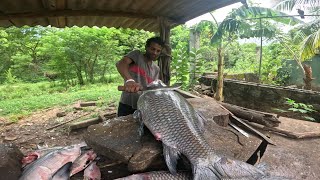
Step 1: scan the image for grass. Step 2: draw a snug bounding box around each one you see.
[0,81,122,121]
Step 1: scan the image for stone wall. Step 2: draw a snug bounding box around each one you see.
[199,77,320,115]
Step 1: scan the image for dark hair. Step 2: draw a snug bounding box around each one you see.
[146,37,164,47]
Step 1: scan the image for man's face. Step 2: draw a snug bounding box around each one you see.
[145,42,162,61]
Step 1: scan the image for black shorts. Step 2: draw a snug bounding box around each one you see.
[117,102,136,117]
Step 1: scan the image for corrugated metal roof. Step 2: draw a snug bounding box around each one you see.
[0,0,240,32]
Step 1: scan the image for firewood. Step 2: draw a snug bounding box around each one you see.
[218,102,280,127]
[69,117,102,131]
[246,121,320,139]
[80,101,97,107]
[46,113,90,130]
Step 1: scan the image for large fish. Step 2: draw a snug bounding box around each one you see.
[22,146,63,168]
[136,89,271,180]
[115,171,192,180]
[19,143,84,180]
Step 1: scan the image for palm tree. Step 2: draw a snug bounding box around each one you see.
[275,0,320,89]
[209,5,300,100]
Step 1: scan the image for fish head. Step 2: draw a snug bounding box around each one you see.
[84,162,101,180]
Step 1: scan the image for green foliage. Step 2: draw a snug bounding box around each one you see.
[4,68,19,84]
[212,6,301,45]
[0,26,154,85]
[171,42,189,87]
[285,98,316,113]
[285,98,317,121]
[189,48,206,87]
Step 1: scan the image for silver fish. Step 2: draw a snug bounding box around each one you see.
[137,89,268,180]
[19,143,83,180]
[115,171,192,180]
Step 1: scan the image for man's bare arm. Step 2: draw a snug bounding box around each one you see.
[116,57,141,92]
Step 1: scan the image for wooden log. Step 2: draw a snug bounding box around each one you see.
[80,101,97,107]
[218,102,280,127]
[246,121,320,139]
[46,113,90,130]
[219,105,275,145]
[69,117,102,131]
[103,111,117,119]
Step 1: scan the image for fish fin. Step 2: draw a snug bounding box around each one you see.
[213,157,265,179]
[52,162,72,179]
[163,144,180,175]
[195,110,206,133]
[133,110,144,136]
[192,157,221,180]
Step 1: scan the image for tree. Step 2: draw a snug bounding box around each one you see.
[275,0,320,89]
[210,6,299,100]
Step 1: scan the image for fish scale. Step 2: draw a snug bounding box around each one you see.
[137,89,270,180]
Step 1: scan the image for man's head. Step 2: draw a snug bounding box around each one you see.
[145,37,164,61]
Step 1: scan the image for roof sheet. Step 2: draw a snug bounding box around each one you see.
[0,0,240,32]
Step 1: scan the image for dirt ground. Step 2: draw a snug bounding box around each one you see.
[0,102,320,180]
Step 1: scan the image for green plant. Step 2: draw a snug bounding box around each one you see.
[5,68,19,84]
[285,98,317,121]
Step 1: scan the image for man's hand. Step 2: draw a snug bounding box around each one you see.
[124,81,142,93]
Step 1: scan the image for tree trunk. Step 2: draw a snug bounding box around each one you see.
[302,64,314,90]
[215,47,224,101]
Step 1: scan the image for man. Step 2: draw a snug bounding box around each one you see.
[116,37,164,116]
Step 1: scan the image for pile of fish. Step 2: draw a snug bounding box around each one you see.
[117,81,289,180]
[19,142,101,180]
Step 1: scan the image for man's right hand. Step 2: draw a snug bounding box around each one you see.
[124,81,142,93]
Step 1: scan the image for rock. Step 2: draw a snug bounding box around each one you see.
[84,115,142,163]
[187,98,230,127]
[0,143,24,180]
[4,135,18,141]
[128,134,163,172]
[56,112,66,117]
[201,83,211,90]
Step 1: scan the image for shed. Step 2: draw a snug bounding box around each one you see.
[0,0,241,84]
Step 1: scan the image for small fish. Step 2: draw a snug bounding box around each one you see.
[83,162,101,180]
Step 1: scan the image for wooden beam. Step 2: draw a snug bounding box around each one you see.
[0,10,178,23]
[158,17,172,85]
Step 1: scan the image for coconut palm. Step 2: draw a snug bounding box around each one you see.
[275,0,320,89]
[209,5,300,100]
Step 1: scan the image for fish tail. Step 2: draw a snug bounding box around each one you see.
[192,157,221,180]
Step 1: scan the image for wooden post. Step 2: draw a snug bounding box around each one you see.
[189,29,200,86]
[158,17,171,85]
